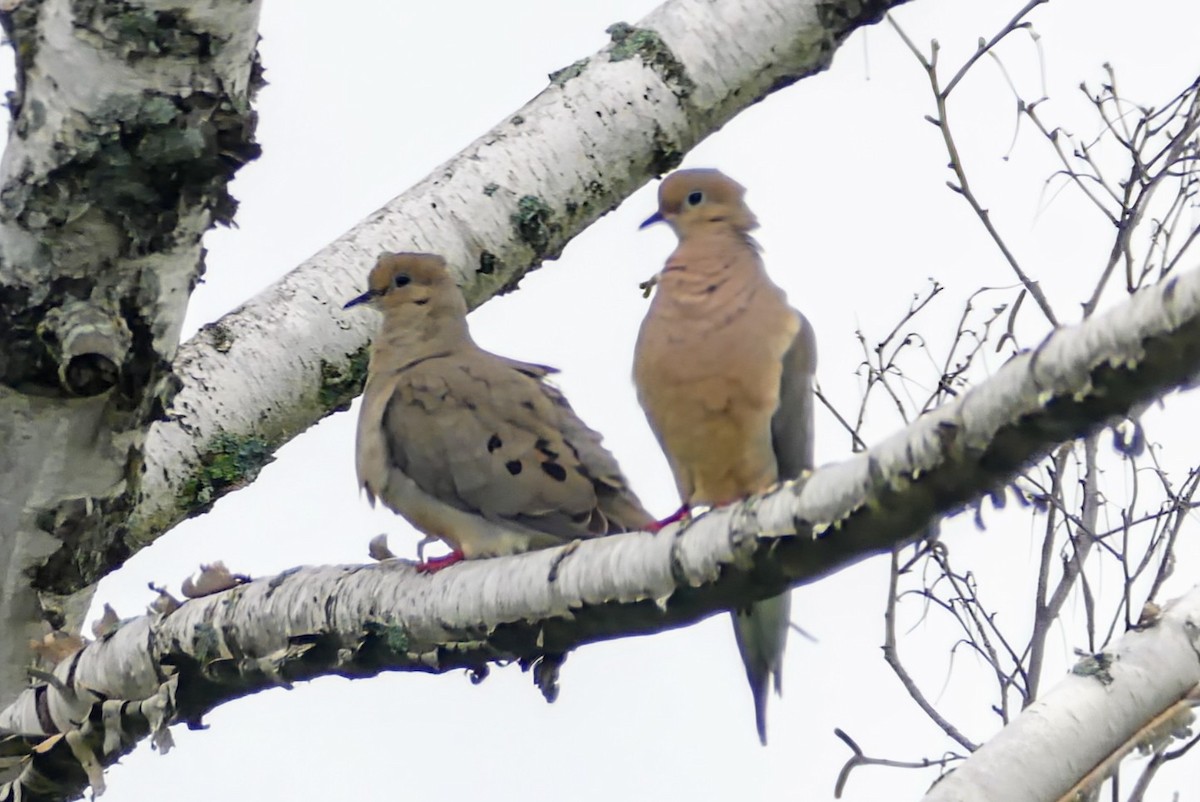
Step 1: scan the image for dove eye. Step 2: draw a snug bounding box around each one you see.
[393,273,411,288]
[686,191,704,206]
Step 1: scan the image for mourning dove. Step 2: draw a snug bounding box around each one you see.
[633,169,817,744]
[346,252,653,571]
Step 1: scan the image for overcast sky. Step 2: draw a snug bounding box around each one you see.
[41,1,1200,799]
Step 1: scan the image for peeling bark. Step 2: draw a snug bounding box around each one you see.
[0,0,263,705]
[2,257,1199,800]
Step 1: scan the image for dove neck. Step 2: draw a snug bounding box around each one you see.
[660,229,763,285]
[373,306,475,365]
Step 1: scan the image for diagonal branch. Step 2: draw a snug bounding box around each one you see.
[923,588,1200,802]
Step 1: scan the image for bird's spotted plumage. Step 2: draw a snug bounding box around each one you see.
[349,252,653,570]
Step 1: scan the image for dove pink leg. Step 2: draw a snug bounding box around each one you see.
[646,503,690,533]
[415,550,465,573]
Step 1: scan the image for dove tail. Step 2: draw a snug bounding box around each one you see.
[731,592,791,745]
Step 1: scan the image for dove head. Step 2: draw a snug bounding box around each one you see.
[345,253,468,317]
[640,169,759,236]
[345,252,472,352]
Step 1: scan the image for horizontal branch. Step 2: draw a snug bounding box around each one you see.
[3,255,1200,800]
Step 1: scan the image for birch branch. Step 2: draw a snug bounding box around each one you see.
[922,587,1200,802]
[2,252,1200,802]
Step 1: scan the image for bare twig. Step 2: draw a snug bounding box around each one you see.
[883,549,978,751]
[888,12,1060,326]
[832,727,965,799]
[941,0,1049,98]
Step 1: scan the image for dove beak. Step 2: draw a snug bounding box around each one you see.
[343,289,378,309]
[639,210,664,229]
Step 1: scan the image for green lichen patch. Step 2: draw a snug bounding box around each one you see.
[318,347,370,413]
[6,89,260,255]
[549,58,588,86]
[606,22,694,98]
[1071,651,1115,685]
[74,1,221,62]
[511,195,560,256]
[364,621,411,653]
[357,620,413,668]
[190,621,224,667]
[180,431,275,515]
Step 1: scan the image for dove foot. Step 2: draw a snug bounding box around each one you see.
[646,504,690,533]
[415,550,465,573]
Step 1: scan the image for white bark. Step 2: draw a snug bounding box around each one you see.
[2,256,1199,800]
[922,586,1200,802]
[0,0,262,707]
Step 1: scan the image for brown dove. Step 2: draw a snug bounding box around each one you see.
[346,252,653,572]
[633,169,817,744]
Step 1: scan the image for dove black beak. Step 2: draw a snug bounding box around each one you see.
[343,289,379,309]
[639,210,664,229]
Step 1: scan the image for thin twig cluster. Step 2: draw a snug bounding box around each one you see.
[831,3,1200,797]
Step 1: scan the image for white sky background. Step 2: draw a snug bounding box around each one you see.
[28,0,1196,799]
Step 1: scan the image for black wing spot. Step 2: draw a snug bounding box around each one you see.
[535,438,559,459]
[506,460,523,475]
[541,462,568,482]
[487,434,502,452]
[521,400,537,412]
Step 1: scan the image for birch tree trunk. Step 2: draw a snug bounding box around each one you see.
[0,0,910,708]
[0,0,262,708]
